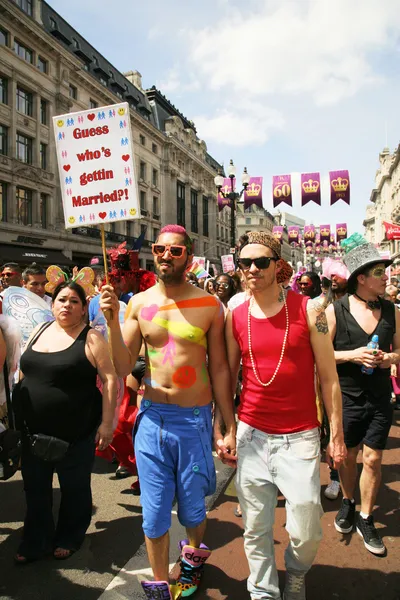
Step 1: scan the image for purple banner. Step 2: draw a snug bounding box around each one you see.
[244,177,263,210]
[217,177,235,212]
[301,172,321,206]
[305,241,313,254]
[320,224,331,244]
[272,225,284,244]
[288,225,299,245]
[304,224,316,242]
[329,170,350,205]
[272,174,292,207]
[336,223,348,243]
[315,244,321,254]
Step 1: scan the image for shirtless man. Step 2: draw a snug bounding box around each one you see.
[100,224,236,599]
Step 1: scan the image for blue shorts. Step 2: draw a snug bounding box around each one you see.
[133,400,216,539]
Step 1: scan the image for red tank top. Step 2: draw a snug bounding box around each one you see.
[232,291,318,434]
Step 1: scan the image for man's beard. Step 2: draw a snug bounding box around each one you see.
[155,260,187,284]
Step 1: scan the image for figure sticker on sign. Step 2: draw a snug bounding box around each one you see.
[53,102,139,229]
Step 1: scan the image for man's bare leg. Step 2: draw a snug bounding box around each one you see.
[186,518,207,548]
[339,445,360,499]
[145,531,170,581]
[359,446,383,515]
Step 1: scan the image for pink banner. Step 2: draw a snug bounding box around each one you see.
[383,221,400,240]
[288,225,299,245]
[272,225,284,244]
[329,170,350,205]
[304,224,316,242]
[217,178,235,212]
[272,174,292,207]
[244,177,263,210]
[336,223,348,243]
[301,172,321,206]
[320,224,331,244]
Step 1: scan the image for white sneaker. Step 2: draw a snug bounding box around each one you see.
[324,480,340,500]
[283,571,306,600]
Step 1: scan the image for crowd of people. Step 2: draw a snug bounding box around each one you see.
[0,226,399,600]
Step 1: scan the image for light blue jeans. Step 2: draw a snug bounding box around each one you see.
[236,421,323,600]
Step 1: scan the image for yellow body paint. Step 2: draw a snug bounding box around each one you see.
[152,316,207,347]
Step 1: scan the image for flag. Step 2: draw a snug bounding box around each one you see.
[288,225,299,245]
[244,177,263,210]
[336,223,348,243]
[301,172,321,206]
[304,225,316,242]
[272,174,292,207]
[329,170,350,205]
[217,178,235,212]
[272,226,284,243]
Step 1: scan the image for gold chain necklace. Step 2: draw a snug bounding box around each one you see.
[247,290,289,387]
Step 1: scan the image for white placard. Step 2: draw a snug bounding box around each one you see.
[221,254,235,273]
[53,102,139,229]
[193,256,206,268]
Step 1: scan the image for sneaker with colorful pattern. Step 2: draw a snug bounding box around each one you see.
[176,540,211,597]
[141,580,181,599]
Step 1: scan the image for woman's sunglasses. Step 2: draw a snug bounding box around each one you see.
[152,244,186,258]
[238,257,278,270]
[215,282,230,289]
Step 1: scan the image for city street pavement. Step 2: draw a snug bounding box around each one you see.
[1,415,399,600]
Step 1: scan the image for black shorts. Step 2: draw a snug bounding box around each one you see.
[131,356,146,385]
[342,391,393,450]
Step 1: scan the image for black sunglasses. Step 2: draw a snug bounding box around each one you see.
[238,257,278,270]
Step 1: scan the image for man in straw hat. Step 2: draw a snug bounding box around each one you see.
[326,237,400,555]
[220,231,346,600]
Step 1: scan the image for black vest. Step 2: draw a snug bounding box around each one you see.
[333,294,396,399]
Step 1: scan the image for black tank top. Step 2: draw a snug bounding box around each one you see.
[333,294,396,399]
[20,324,101,442]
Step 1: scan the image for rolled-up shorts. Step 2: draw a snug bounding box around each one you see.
[133,400,216,539]
[342,391,393,450]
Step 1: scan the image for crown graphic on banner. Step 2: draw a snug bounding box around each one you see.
[331,177,349,192]
[320,227,330,236]
[246,182,262,196]
[302,179,320,193]
[337,226,347,236]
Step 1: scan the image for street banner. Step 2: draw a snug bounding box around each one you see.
[221,254,235,273]
[383,221,400,240]
[217,178,235,211]
[193,256,206,268]
[244,177,263,210]
[301,172,321,206]
[272,226,284,244]
[315,243,321,254]
[329,234,337,252]
[304,224,316,242]
[53,102,139,229]
[288,225,299,245]
[272,174,292,207]
[305,241,313,254]
[329,170,350,205]
[336,223,348,243]
[320,224,331,244]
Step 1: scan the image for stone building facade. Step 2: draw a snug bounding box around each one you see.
[0,0,223,272]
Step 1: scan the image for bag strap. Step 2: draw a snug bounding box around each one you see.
[25,321,52,352]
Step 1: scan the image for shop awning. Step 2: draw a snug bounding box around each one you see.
[0,244,74,266]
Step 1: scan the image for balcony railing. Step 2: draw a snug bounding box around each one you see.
[71,226,136,246]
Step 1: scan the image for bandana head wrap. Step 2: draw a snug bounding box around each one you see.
[238,231,282,258]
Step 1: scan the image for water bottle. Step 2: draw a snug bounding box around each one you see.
[361,334,379,375]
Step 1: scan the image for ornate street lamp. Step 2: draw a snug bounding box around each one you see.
[214,159,251,250]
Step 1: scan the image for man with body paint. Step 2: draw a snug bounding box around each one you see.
[100,225,236,600]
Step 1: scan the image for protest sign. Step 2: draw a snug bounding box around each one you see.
[53,102,139,229]
[221,254,235,273]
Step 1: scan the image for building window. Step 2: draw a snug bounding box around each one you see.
[0,77,8,104]
[69,84,77,100]
[152,143,158,154]
[99,76,107,87]
[40,99,47,125]
[16,87,33,116]
[140,224,146,238]
[37,56,48,73]
[139,161,146,180]
[16,187,32,225]
[245,217,251,225]
[72,37,79,49]
[16,133,32,164]
[153,227,159,242]
[0,182,7,222]
[203,196,209,237]
[126,221,132,238]
[0,27,9,46]
[191,190,198,233]
[89,98,98,109]
[153,196,159,218]
[40,143,47,170]
[177,181,185,227]
[152,169,158,187]
[140,190,147,213]
[109,222,116,233]
[0,125,8,156]
[217,224,219,238]
[140,134,146,146]
[49,17,57,29]
[14,0,33,16]
[14,39,33,64]
[40,193,47,228]
[93,55,99,66]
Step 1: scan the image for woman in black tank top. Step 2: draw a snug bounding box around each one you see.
[15,281,117,564]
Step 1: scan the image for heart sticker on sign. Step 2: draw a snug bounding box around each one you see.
[122,155,130,162]
[99,212,107,219]
[87,113,96,121]
[63,165,71,172]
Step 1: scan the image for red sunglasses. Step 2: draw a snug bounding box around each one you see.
[152,244,186,258]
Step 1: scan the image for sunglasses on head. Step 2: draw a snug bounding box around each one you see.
[152,244,186,258]
[238,257,278,270]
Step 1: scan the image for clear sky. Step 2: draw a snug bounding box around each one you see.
[48,0,400,234]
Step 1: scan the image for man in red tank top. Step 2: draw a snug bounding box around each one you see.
[218,232,346,600]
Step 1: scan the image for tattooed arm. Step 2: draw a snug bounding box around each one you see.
[306,299,346,469]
